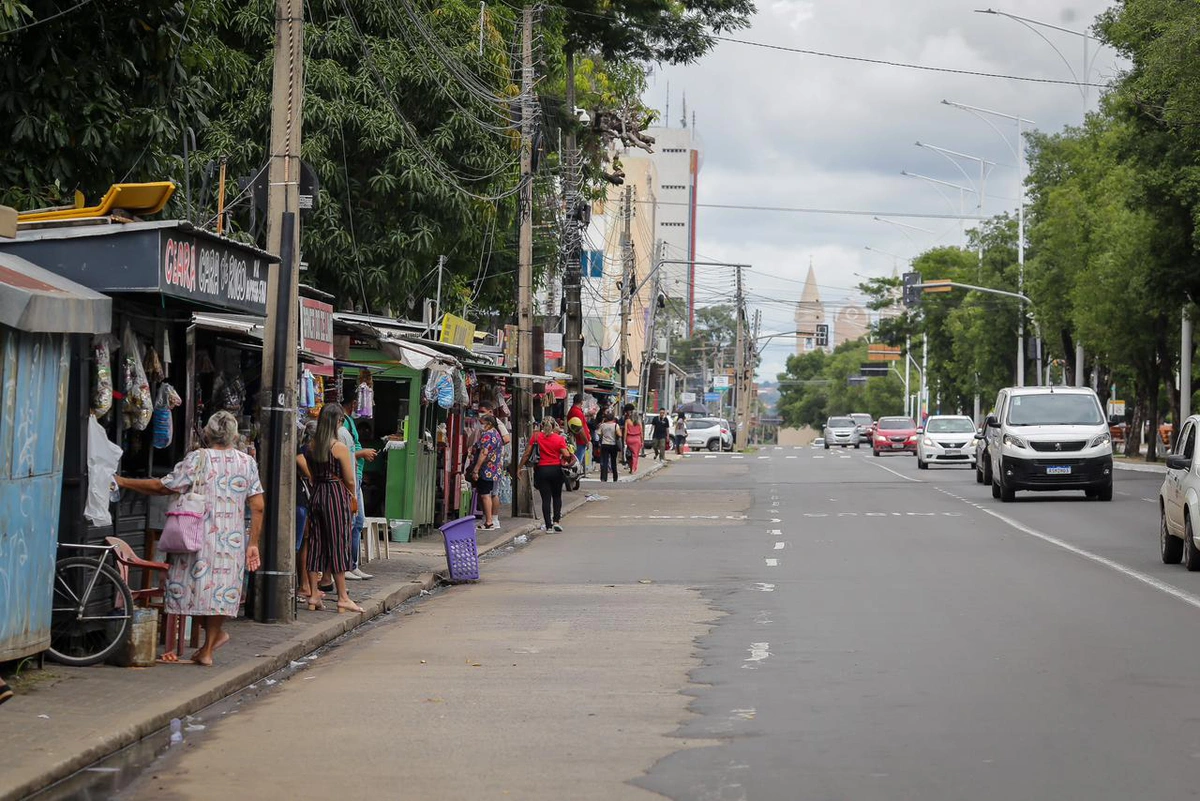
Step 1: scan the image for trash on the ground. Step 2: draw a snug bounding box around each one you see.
[37,714,49,719]
[424,697,444,703]
[638,579,653,584]
[248,684,258,690]
[420,659,427,664]
[585,494,609,501]
[264,679,276,686]
[513,534,528,545]
[471,663,482,667]
[303,677,316,681]
[420,589,432,596]
[85,767,120,773]
[304,655,318,660]
[289,660,305,669]
[185,723,206,732]
[169,718,183,745]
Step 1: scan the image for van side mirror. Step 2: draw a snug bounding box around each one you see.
[1167,454,1192,471]
[986,416,1000,429]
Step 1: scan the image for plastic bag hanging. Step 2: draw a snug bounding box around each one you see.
[121,323,153,431]
[92,335,114,417]
[85,416,123,525]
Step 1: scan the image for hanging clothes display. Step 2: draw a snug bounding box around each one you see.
[356,370,375,418]
[120,323,153,431]
[92,335,114,417]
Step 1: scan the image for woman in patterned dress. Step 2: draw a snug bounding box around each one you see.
[116,411,265,666]
[304,402,362,613]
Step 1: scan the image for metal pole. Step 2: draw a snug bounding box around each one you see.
[257,0,305,623]
[562,48,584,404]
[1075,343,1085,387]
[433,254,445,335]
[619,186,632,397]
[734,266,746,450]
[1183,308,1193,424]
[904,334,911,419]
[921,333,928,422]
[1017,117,1027,388]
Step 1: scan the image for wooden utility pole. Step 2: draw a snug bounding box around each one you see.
[618,186,633,396]
[513,5,535,518]
[256,0,305,623]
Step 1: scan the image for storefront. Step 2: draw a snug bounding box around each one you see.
[0,253,111,661]
[0,220,277,555]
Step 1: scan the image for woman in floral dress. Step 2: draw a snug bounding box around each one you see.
[117,411,265,666]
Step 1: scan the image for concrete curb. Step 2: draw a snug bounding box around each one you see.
[9,460,669,801]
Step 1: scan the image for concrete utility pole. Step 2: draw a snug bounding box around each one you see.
[618,186,633,396]
[1183,309,1193,425]
[734,266,747,451]
[257,0,305,623]
[562,49,585,404]
[513,4,534,518]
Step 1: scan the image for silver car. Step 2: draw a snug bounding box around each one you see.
[823,416,860,449]
[917,415,977,469]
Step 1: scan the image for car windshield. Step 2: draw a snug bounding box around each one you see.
[925,418,975,434]
[686,420,718,431]
[878,417,915,430]
[1006,393,1104,426]
[850,414,872,426]
[827,417,854,428]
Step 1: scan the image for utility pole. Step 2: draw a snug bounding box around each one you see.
[904,334,911,420]
[257,0,304,623]
[513,5,534,518]
[433,254,446,336]
[562,49,585,405]
[733,266,747,451]
[618,186,633,397]
[921,332,929,423]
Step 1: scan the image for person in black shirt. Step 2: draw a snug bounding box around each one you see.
[650,409,671,462]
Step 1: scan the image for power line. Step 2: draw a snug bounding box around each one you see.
[0,0,97,35]
[639,199,985,220]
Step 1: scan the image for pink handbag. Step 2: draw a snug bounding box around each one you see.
[159,450,209,554]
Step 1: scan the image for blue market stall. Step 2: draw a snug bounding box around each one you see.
[0,253,111,662]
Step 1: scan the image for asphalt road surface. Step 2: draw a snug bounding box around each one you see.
[120,448,1200,801]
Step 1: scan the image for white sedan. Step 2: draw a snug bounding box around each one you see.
[1161,414,1200,568]
[916,415,978,470]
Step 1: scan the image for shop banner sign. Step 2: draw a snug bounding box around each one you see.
[503,324,518,366]
[160,233,269,314]
[543,332,563,359]
[440,312,476,350]
[300,298,334,357]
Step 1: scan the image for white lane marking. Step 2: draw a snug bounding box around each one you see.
[774,447,783,451]
[770,517,782,523]
[732,708,758,720]
[774,542,785,550]
[866,459,923,483]
[786,455,798,459]
[951,494,1200,614]
[1143,497,1156,503]
[754,582,775,592]
[769,529,783,536]
[743,643,771,669]
[813,455,824,459]
[757,456,770,460]
[705,454,717,459]
[732,455,745,460]
[765,558,779,566]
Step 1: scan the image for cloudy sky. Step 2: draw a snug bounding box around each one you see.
[645,0,1123,380]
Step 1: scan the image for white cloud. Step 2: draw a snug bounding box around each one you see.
[647,0,1122,379]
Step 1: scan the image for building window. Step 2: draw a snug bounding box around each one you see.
[815,324,829,347]
[804,337,814,351]
[662,148,687,153]
[661,222,685,227]
[661,184,687,190]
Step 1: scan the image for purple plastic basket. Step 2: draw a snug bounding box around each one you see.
[440,516,480,582]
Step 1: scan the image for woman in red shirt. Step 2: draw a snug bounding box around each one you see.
[519,417,577,531]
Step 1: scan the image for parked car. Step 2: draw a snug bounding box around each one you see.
[872,417,919,456]
[684,417,733,452]
[916,415,977,470]
[823,416,860,449]
[813,437,826,448]
[1161,414,1200,567]
[975,419,991,484]
[849,412,874,444]
[983,386,1113,502]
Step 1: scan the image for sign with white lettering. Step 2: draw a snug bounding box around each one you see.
[299,298,334,358]
[159,233,269,314]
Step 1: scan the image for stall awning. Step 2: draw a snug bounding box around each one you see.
[377,335,456,371]
[191,312,334,373]
[0,252,111,334]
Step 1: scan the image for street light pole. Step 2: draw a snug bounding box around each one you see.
[941,100,1036,387]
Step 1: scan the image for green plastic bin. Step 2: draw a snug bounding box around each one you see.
[389,519,413,543]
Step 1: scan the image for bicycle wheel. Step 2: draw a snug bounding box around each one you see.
[48,556,134,666]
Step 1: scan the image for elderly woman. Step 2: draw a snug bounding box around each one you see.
[116,411,265,666]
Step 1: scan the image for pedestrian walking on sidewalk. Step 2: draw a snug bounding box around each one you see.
[305,403,363,615]
[673,413,688,454]
[598,412,622,482]
[624,412,644,473]
[650,409,670,462]
[116,411,265,666]
[519,417,577,531]
[470,415,504,530]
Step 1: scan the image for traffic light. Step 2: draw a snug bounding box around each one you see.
[902,271,921,307]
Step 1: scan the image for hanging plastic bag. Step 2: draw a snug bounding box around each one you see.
[121,325,153,431]
[452,369,469,407]
[85,416,123,526]
[151,383,179,449]
[92,335,114,417]
[434,375,454,409]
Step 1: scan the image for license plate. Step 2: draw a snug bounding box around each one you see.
[1045,465,1072,475]
[944,449,960,456]
[890,444,903,449]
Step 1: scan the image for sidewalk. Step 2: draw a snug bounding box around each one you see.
[0,460,667,801]
[1113,455,1168,474]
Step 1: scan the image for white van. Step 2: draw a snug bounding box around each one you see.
[982,386,1113,502]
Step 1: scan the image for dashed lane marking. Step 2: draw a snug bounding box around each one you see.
[774,542,785,550]
[866,459,923,483]
[755,583,775,592]
[765,558,779,566]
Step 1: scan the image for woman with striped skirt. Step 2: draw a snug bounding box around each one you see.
[305,402,362,613]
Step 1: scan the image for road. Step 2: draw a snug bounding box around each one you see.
[117,447,1200,801]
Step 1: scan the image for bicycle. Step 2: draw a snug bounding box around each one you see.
[47,542,134,666]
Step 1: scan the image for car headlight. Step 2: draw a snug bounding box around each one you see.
[1003,433,1028,449]
[922,437,934,447]
[1088,432,1112,449]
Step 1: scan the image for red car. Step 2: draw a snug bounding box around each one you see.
[872,416,919,456]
